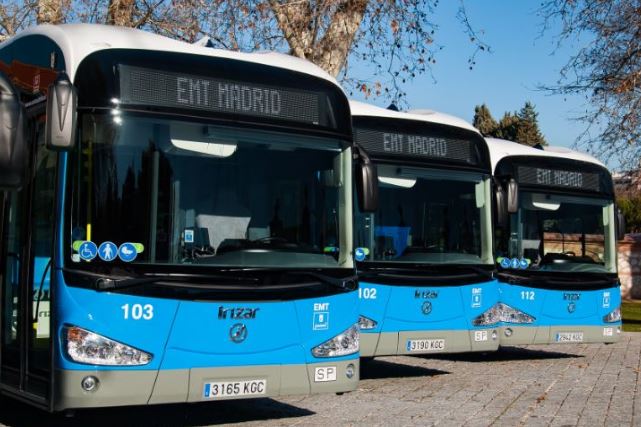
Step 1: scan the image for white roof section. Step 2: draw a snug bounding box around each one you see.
[349,100,480,134]
[1,24,342,89]
[485,137,606,172]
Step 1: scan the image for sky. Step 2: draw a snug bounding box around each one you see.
[349,1,604,165]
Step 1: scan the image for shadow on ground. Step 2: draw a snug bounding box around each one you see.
[0,395,315,427]
[360,358,449,380]
[422,346,584,363]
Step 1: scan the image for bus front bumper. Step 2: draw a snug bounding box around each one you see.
[360,329,499,357]
[53,359,358,410]
[498,324,621,346]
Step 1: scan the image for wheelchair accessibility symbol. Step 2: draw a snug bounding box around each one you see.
[78,241,98,261]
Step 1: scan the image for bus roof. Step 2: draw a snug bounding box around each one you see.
[1,24,342,89]
[349,100,480,134]
[485,137,606,172]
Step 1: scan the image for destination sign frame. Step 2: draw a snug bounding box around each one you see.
[119,65,322,126]
[517,166,601,192]
[354,126,481,166]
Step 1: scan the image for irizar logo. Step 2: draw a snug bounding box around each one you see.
[218,306,259,320]
[415,290,438,299]
[563,293,580,301]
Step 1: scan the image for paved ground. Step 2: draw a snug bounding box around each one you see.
[2,333,641,426]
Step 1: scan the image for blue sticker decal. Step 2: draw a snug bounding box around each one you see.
[471,287,482,308]
[313,312,329,331]
[184,229,195,244]
[78,241,98,261]
[519,258,529,269]
[118,242,138,262]
[354,247,366,262]
[204,383,211,398]
[500,257,510,269]
[510,258,520,269]
[98,241,118,262]
[603,292,611,308]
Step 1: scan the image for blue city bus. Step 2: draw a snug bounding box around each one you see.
[487,138,623,345]
[0,24,375,411]
[350,102,499,357]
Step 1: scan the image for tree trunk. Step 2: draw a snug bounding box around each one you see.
[107,0,136,27]
[37,0,68,24]
[311,0,368,77]
[269,0,367,78]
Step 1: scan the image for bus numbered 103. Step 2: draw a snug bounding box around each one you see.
[0,24,377,411]
[487,138,623,346]
[351,101,499,357]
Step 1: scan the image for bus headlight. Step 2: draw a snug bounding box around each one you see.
[65,326,152,366]
[603,306,621,323]
[472,303,535,326]
[358,315,378,330]
[312,324,359,358]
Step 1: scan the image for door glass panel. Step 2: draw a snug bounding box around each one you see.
[1,189,25,384]
[29,125,56,375]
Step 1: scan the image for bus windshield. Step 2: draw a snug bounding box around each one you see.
[69,113,348,268]
[499,191,616,273]
[354,165,493,265]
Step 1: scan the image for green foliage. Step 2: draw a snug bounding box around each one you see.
[515,101,547,147]
[622,301,641,331]
[618,196,641,233]
[472,104,498,136]
[472,101,547,146]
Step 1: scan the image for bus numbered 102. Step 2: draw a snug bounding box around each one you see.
[0,24,377,411]
[487,138,623,346]
[350,101,499,357]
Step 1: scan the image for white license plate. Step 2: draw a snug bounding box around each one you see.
[203,379,267,399]
[314,366,337,382]
[555,332,584,343]
[406,338,445,352]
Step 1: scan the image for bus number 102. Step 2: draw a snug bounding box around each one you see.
[359,288,377,299]
[121,303,154,320]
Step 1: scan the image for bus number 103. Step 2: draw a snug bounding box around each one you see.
[121,303,154,320]
[520,291,535,301]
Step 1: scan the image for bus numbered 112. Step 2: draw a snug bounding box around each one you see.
[487,138,623,345]
[351,101,499,357]
[0,24,377,411]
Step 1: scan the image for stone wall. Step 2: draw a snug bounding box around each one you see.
[618,234,641,299]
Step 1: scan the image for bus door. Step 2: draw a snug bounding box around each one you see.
[1,113,56,407]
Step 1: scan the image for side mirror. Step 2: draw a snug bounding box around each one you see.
[494,182,507,228]
[617,207,626,241]
[354,146,378,213]
[46,74,77,150]
[0,74,27,189]
[507,178,519,214]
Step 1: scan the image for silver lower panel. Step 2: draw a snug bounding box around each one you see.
[53,359,359,410]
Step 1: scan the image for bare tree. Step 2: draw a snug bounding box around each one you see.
[540,0,641,167]
[0,0,489,103]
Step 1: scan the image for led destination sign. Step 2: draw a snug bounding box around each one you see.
[517,166,600,192]
[354,128,477,164]
[119,65,321,125]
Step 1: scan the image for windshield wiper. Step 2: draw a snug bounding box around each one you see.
[278,270,358,291]
[360,264,493,280]
[63,268,260,292]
